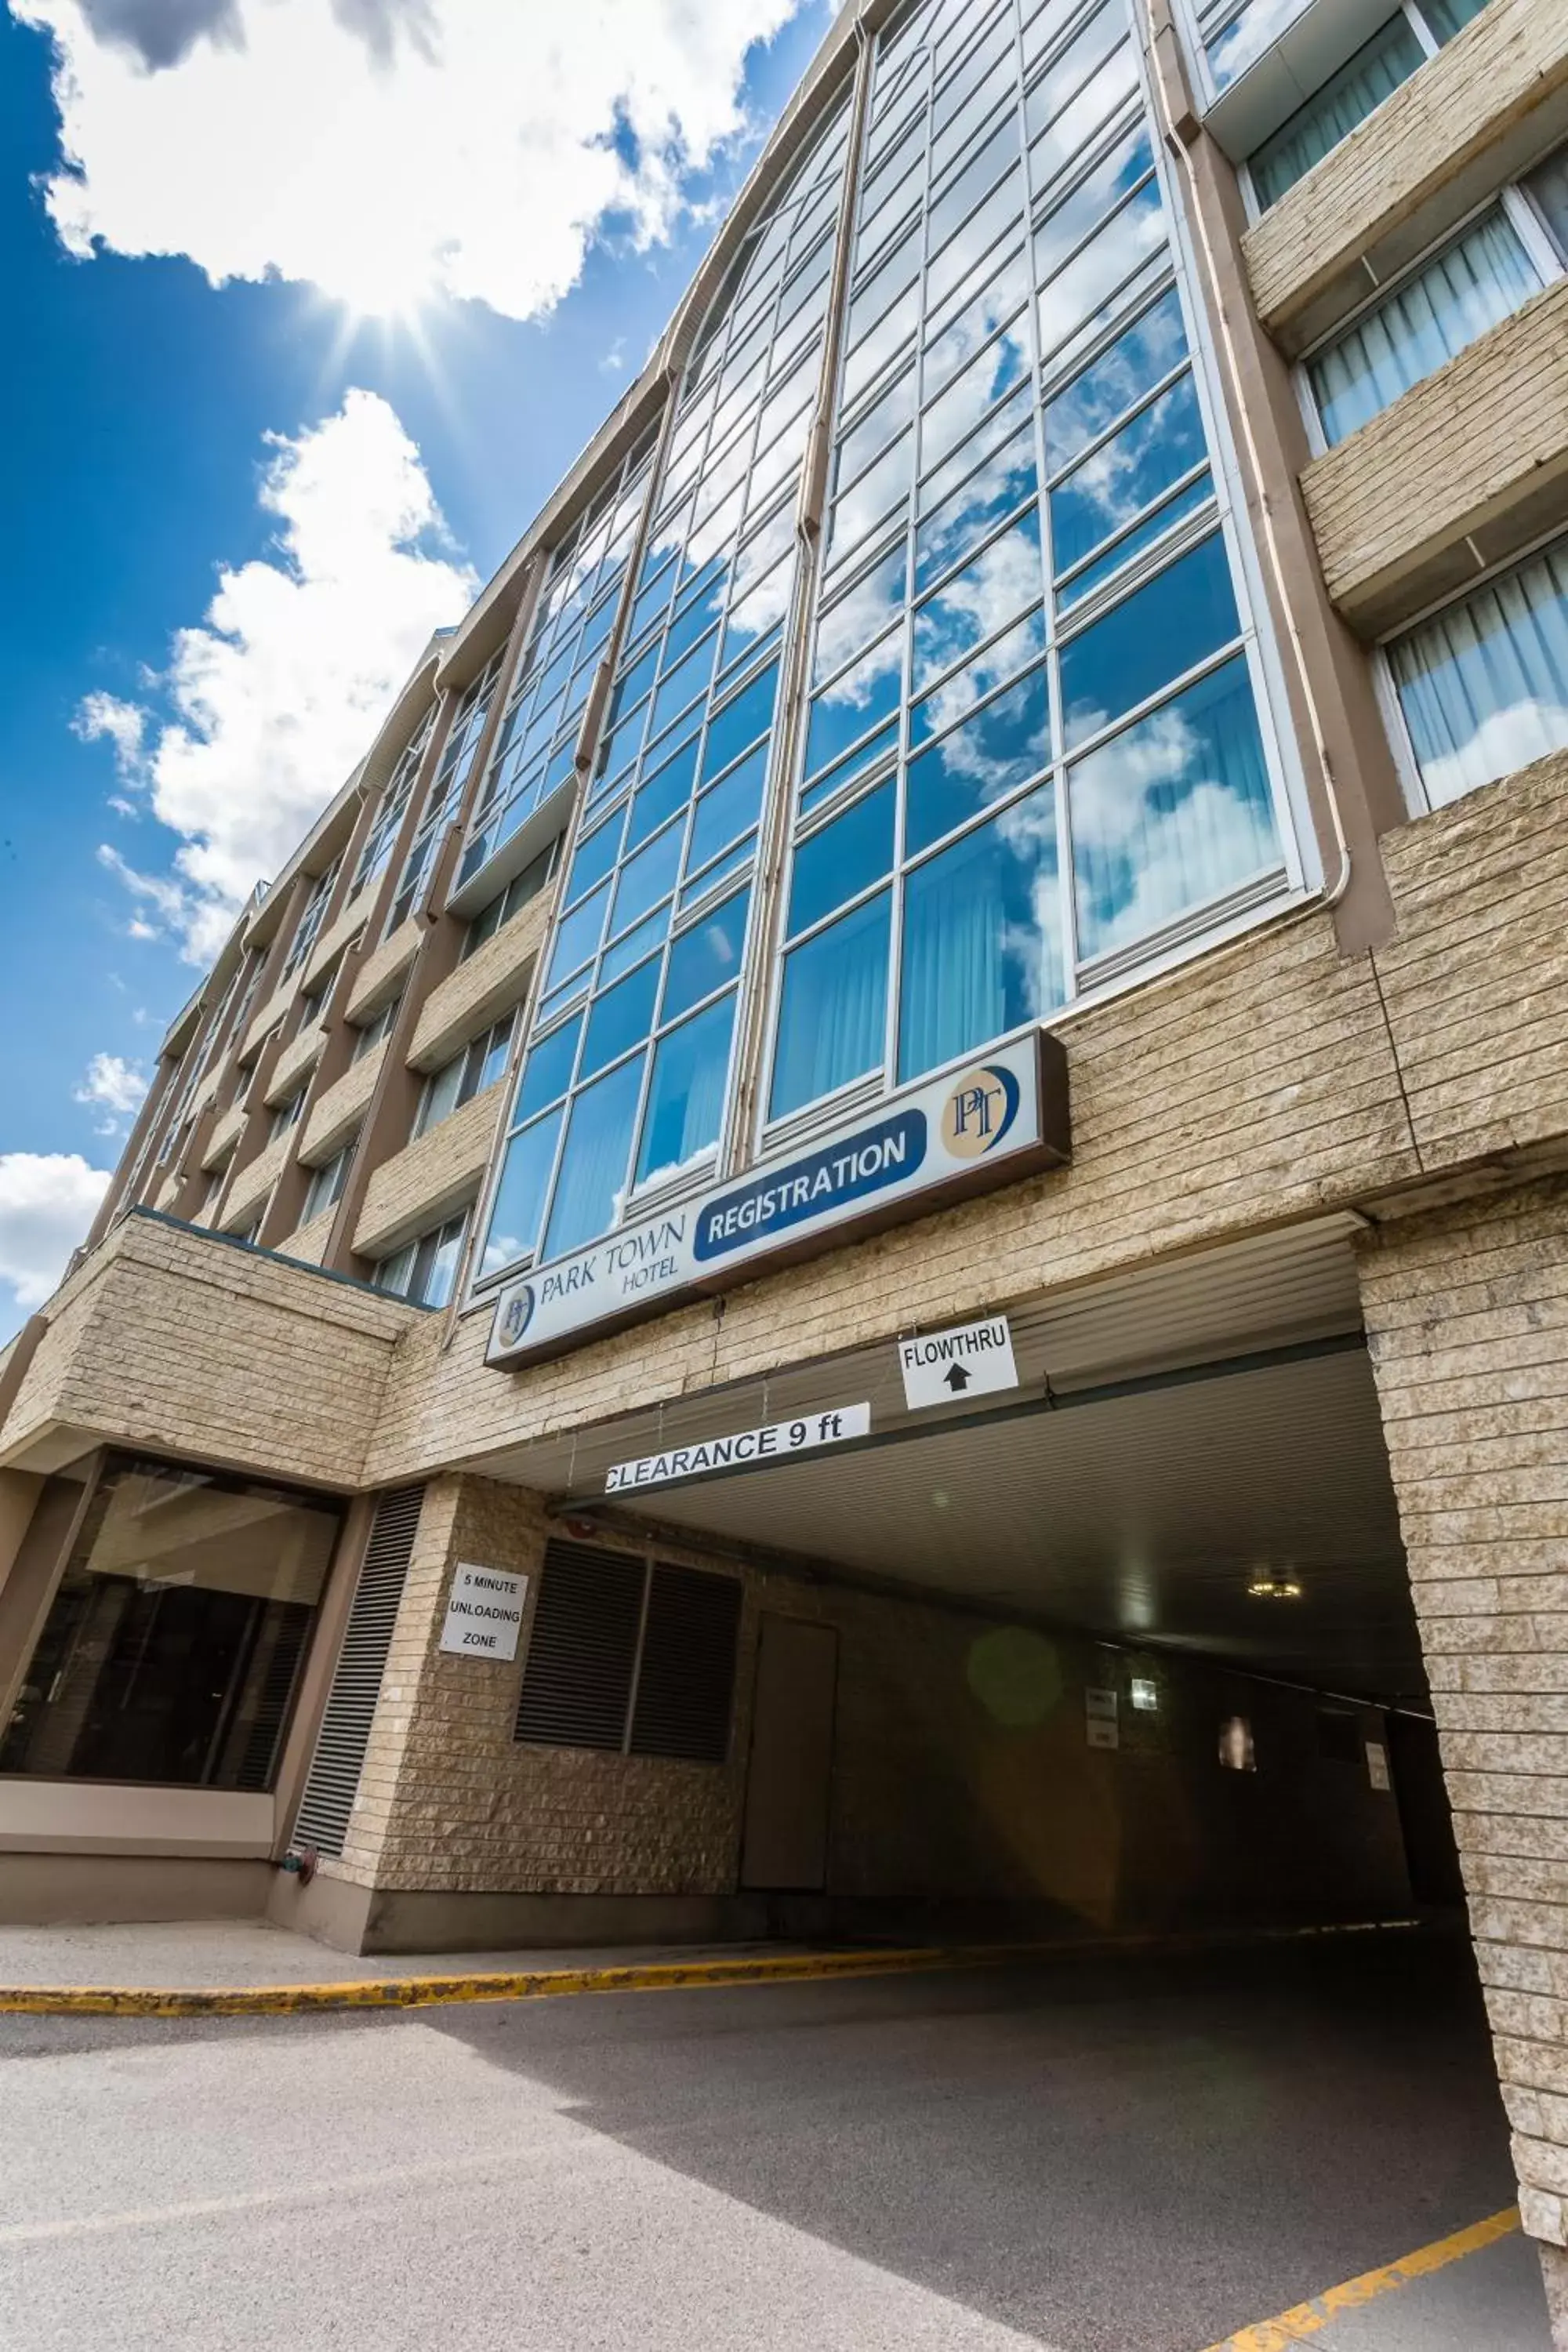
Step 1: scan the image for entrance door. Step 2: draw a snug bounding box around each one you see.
[740,1615,837,1891]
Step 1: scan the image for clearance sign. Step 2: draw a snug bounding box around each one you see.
[486,1028,1069,1370]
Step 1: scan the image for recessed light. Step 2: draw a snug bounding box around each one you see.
[1247,1573,1302,1600]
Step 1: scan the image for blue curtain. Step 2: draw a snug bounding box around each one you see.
[636,995,738,1188]
[1251,16,1425,209]
[1391,540,1568,807]
[898,787,1063,1082]
[770,891,891,1120]
[541,1055,644,1261]
[1421,0,1489,40]
[1311,211,1537,445]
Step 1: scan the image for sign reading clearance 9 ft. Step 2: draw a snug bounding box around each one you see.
[486,1029,1069,1370]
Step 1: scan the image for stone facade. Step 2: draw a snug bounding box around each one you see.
[408,899,546,1073]
[346,919,423,1023]
[300,1044,383,1166]
[352,1081,506,1260]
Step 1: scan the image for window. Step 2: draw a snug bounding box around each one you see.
[514,1539,742,1765]
[353,707,437,893]
[372,1211,468,1308]
[460,837,562,960]
[1240,2,1498,206]
[302,1141,354,1223]
[1386,535,1568,808]
[269,1086,307,1142]
[281,857,340,978]
[350,993,401,1062]
[1305,207,1544,446]
[412,1012,519,1142]
[0,1456,339,1792]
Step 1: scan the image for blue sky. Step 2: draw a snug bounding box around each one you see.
[0,0,830,1328]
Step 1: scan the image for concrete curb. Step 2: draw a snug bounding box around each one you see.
[0,1915,1424,2018]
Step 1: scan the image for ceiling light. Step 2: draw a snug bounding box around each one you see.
[1247,1572,1303,1601]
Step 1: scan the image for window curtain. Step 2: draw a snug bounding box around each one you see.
[1527,147,1568,263]
[635,995,736,1188]
[1070,656,1277,963]
[541,1054,644,1261]
[1390,539,1568,806]
[1250,16,1425,209]
[898,790,1063,1083]
[769,891,890,1120]
[1420,0,1489,41]
[1310,211,1538,445]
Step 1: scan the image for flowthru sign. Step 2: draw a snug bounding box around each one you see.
[898,1316,1019,1410]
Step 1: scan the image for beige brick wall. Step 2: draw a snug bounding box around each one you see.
[346,920,422,1023]
[303,884,373,993]
[301,1044,382,1165]
[1357,1178,1568,2249]
[1301,282,1568,634]
[1243,0,1568,346]
[353,1081,505,1260]
[408,899,546,1073]
[201,1103,245,1172]
[219,1129,291,1232]
[1372,753,1568,1171]
[0,1215,414,1489]
[281,1207,339,1269]
[242,975,296,1063]
[265,1022,328,1109]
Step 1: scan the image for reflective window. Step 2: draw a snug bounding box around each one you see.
[788,782,897,937]
[1388,534,1568,808]
[899,786,1064,1079]
[771,891,891,1120]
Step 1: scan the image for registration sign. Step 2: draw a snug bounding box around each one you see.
[487,1029,1069,1369]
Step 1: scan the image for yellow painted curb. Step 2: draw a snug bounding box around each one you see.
[0,1915,1421,2019]
[1200,2205,1521,2350]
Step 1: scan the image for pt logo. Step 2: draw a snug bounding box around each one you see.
[497,1282,535,1349]
[940,1063,1021,1162]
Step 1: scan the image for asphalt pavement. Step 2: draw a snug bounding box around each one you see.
[0,1932,1548,2351]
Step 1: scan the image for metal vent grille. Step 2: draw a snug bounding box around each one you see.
[233,1601,314,1791]
[631,1564,742,1764]
[290,1484,425,1857]
[514,1540,740,1763]
[514,1541,645,1750]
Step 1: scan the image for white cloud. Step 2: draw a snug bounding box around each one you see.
[15,0,811,321]
[0,1153,111,1322]
[79,388,477,959]
[73,1051,150,1134]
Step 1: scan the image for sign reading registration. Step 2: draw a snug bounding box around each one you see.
[606,1403,871,1495]
[487,1030,1069,1370]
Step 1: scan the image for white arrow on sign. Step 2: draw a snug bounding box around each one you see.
[898,1315,1019,1410]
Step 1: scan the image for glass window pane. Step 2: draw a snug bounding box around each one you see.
[913,506,1044,693]
[662,889,753,1024]
[804,629,904,779]
[1527,144,1568,262]
[483,1111,563,1276]
[635,994,739,1189]
[542,1053,646,1261]
[770,891,891,1120]
[843,278,920,409]
[815,543,909,684]
[920,377,1034,517]
[1029,26,1139,196]
[1050,372,1206,573]
[626,731,700,849]
[906,663,1051,854]
[929,169,1023,314]
[544,880,610,989]
[1061,532,1239,750]
[689,742,768,872]
[517,1015,581,1121]
[899,784,1064,1082]
[611,820,684,934]
[921,314,1031,477]
[680,832,756,907]
[1036,180,1168,372]
[720,555,793,674]
[0,1461,337,1792]
[909,608,1047,751]
[1421,0,1487,40]
[599,903,670,985]
[581,956,662,1080]
[701,662,780,786]
[1060,470,1213,608]
[1250,16,1425,210]
[838,375,916,492]
[1071,653,1278,961]
[1309,211,1537,445]
[565,811,624,905]
[1044,286,1189,470]
[800,717,899,819]
[647,627,720,740]
[1034,127,1152,283]
[1389,538,1568,807]
[788,780,896,938]
[827,430,913,565]
[927,112,1018,259]
[924,240,1032,397]
[916,416,1039,594]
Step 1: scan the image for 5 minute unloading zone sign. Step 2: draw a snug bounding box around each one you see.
[486,1029,1069,1370]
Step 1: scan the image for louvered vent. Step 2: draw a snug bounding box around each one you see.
[631,1564,742,1764]
[233,1601,314,1792]
[514,1541,644,1751]
[514,1539,740,1764]
[290,1484,425,1857]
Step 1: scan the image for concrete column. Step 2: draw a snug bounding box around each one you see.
[1358,1177,1568,2336]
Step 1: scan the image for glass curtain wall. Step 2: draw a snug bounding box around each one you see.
[386,646,507,933]
[478,95,852,1279]
[459,429,662,885]
[351,704,438,897]
[768,0,1284,1126]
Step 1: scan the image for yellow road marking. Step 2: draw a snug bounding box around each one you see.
[1201,2205,1521,2350]
[0,1917,1421,2019]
